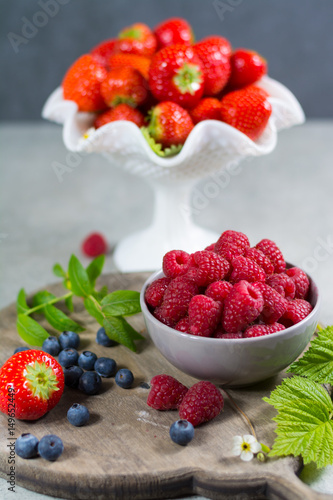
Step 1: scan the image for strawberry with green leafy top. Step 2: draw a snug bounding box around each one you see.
[154,17,194,49]
[115,22,157,57]
[101,66,148,107]
[0,350,64,420]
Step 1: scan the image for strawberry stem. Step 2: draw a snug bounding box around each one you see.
[173,63,203,96]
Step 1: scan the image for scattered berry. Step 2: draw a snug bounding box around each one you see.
[255,239,286,274]
[179,381,224,427]
[205,280,233,304]
[78,371,102,395]
[230,256,266,283]
[281,299,313,327]
[82,232,108,258]
[170,419,194,445]
[42,336,61,356]
[244,322,285,338]
[154,17,194,49]
[266,273,296,299]
[115,368,134,389]
[116,22,157,57]
[15,433,39,459]
[101,67,148,108]
[214,230,250,262]
[94,357,117,378]
[78,351,98,371]
[190,97,222,124]
[229,48,267,90]
[222,280,264,333]
[147,374,188,410]
[194,36,231,95]
[162,250,190,278]
[67,403,90,427]
[13,346,30,354]
[58,331,80,350]
[58,348,79,368]
[188,295,222,337]
[185,250,230,286]
[94,104,146,129]
[96,327,118,347]
[38,435,64,461]
[285,267,310,300]
[63,365,84,388]
[145,277,172,308]
[146,101,194,148]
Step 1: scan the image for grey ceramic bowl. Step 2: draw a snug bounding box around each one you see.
[140,267,320,387]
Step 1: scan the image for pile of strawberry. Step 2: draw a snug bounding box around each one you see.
[144,230,313,338]
[62,17,271,155]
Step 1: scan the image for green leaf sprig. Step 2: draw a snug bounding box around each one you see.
[264,325,333,468]
[16,254,144,352]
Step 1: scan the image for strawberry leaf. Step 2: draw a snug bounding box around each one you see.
[101,290,141,317]
[141,127,165,157]
[17,314,49,346]
[68,254,92,297]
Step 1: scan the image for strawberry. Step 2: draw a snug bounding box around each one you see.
[94,103,146,129]
[90,38,117,67]
[149,45,204,109]
[220,86,272,141]
[100,67,148,107]
[62,54,108,112]
[115,22,157,57]
[229,48,267,89]
[108,53,151,80]
[194,36,231,95]
[189,97,222,124]
[154,17,194,49]
[147,101,194,148]
[0,350,64,420]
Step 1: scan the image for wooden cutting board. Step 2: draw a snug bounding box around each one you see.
[0,273,330,500]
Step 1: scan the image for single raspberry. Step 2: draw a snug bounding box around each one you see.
[285,267,310,300]
[222,280,264,333]
[81,233,108,257]
[188,295,222,337]
[214,230,250,262]
[204,243,216,252]
[255,239,286,273]
[280,299,313,327]
[156,276,198,326]
[178,380,224,427]
[185,250,230,286]
[175,317,190,333]
[162,250,190,279]
[244,247,274,276]
[153,306,175,327]
[266,273,296,299]
[230,256,266,283]
[145,277,172,308]
[215,329,243,339]
[253,282,288,324]
[205,280,233,303]
[244,323,285,338]
[147,374,188,410]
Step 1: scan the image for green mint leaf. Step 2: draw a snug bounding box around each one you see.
[264,376,333,468]
[53,263,66,278]
[287,326,333,384]
[17,314,49,346]
[103,316,142,352]
[68,254,92,297]
[65,294,74,312]
[17,288,29,314]
[33,290,56,306]
[92,286,109,302]
[101,290,141,317]
[32,291,84,333]
[86,255,105,287]
[83,297,104,326]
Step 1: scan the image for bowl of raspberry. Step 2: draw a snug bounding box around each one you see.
[140,230,320,387]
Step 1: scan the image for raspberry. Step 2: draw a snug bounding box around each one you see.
[156,276,198,326]
[145,277,172,308]
[230,256,266,283]
[214,230,250,262]
[185,250,230,286]
[205,280,233,303]
[222,280,264,332]
[179,381,224,427]
[215,330,243,339]
[285,267,310,300]
[244,323,286,338]
[147,374,188,410]
[188,295,222,337]
[253,282,288,324]
[266,273,296,299]
[205,243,216,252]
[244,247,274,275]
[175,317,190,333]
[81,232,108,257]
[280,299,313,327]
[255,239,286,273]
[162,250,190,279]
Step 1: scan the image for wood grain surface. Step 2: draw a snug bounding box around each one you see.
[0,273,331,500]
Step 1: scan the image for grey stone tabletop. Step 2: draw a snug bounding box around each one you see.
[1,120,333,498]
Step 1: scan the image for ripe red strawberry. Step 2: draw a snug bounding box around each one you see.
[222,280,264,332]
[147,374,188,410]
[230,256,266,284]
[154,17,194,49]
[244,323,285,338]
[108,53,151,80]
[101,67,148,108]
[0,350,64,420]
[82,232,108,257]
[185,250,230,287]
[147,101,194,148]
[255,239,286,274]
[188,295,222,337]
[149,45,204,109]
[145,277,172,308]
[229,48,267,90]
[220,85,272,141]
[90,38,117,67]
[179,380,224,427]
[189,97,222,124]
[285,267,310,300]
[194,36,231,95]
[62,54,107,112]
[94,104,146,129]
[115,22,157,57]
[214,230,250,262]
[162,250,190,278]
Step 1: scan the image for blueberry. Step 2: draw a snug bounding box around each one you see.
[169,420,194,446]
[94,357,117,378]
[42,336,61,356]
[15,433,39,459]
[67,403,90,427]
[59,331,80,350]
[38,434,64,461]
[78,371,102,395]
[58,348,79,368]
[115,368,134,389]
[78,351,98,371]
[13,347,31,354]
[96,327,117,347]
[63,365,84,388]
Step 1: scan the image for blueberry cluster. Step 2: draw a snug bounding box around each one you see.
[15,433,64,461]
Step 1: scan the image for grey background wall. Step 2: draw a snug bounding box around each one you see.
[1,0,332,120]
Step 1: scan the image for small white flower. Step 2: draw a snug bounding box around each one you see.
[231,434,262,462]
